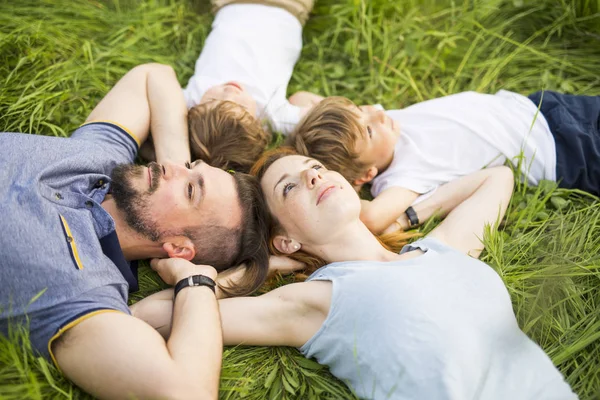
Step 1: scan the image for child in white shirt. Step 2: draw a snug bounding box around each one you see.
[288,90,600,233]
[183,0,322,172]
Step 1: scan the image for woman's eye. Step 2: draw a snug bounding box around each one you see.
[367,126,373,138]
[185,161,192,169]
[283,183,295,197]
[188,183,193,200]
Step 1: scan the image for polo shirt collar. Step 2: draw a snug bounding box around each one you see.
[99,231,139,292]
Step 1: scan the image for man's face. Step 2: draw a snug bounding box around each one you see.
[110,160,242,242]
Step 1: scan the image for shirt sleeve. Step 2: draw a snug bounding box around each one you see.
[370,173,439,198]
[69,121,139,166]
[30,283,131,363]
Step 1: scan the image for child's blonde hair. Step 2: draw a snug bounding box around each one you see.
[188,100,271,173]
[286,96,370,185]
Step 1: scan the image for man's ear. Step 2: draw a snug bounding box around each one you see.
[272,235,302,255]
[353,166,378,186]
[162,237,196,261]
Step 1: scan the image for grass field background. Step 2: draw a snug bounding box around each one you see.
[1,0,599,398]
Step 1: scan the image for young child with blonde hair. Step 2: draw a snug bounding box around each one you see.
[288,91,600,233]
[182,0,323,172]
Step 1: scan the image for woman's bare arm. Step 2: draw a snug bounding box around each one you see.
[132,281,330,348]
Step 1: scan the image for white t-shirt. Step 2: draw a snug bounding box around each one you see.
[183,4,303,135]
[371,90,556,202]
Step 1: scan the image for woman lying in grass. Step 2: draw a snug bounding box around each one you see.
[132,147,576,399]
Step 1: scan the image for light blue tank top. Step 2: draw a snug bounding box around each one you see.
[299,237,576,400]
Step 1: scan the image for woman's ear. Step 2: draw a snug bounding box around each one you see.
[272,235,302,255]
[353,166,378,186]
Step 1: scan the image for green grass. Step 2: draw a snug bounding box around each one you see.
[1,0,600,398]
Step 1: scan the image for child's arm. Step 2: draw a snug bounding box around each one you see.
[394,167,514,258]
[271,91,325,135]
[288,91,324,108]
[288,91,325,122]
[360,186,420,234]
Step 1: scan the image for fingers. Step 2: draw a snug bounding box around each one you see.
[382,220,403,235]
[149,258,177,285]
[151,258,218,285]
[149,258,162,270]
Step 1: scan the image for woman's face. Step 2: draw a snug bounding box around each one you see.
[260,155,361,247]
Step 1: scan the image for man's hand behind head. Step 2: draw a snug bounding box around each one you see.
[150,258,217,286]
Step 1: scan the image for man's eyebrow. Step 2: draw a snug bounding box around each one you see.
[191,161,205,208]
[195,175,205,209]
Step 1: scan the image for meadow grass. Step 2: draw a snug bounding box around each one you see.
[1,0,599,398]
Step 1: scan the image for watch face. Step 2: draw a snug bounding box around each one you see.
[174,275,216,299]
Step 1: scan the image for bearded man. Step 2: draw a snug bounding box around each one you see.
[0,63,270,399]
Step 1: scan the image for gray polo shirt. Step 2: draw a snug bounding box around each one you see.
[0,122,140,363]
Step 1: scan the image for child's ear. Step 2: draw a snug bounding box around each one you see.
[272,235,302,255]
[353,166,378,186]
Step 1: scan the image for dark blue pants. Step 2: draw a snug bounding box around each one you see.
[529,91,600,196]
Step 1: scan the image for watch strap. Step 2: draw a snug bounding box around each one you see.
[174,274,216,299]
[405,206,419,228]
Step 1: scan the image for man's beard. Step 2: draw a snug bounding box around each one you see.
[110,163,164,242]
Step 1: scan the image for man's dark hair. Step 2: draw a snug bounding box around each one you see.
[183,172,270,297]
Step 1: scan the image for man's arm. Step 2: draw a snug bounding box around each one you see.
[54,260,221,400]
[132,278,328,348]
[86,63,191,164]
[360,186,420,234]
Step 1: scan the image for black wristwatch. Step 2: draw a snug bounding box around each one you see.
[174,274,216,299]
[405,206,420,228]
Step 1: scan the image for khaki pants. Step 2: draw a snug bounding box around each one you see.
[211,0,314,25]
